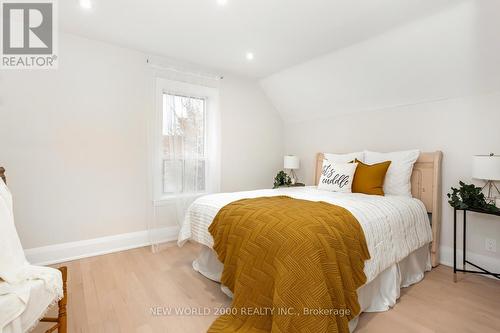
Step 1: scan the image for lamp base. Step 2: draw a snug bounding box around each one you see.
[289,169,298,185]
[482,180,500,201]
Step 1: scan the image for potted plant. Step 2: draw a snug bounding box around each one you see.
[447,181,499,212]
[273,171,292,189]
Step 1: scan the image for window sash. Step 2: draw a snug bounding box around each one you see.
[161,92,207,195]
[162,158,206,194]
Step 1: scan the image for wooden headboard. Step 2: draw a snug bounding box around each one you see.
[0,167,5,184]
[315,151,443,267]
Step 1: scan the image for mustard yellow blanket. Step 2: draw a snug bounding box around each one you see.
[208,196,370,333]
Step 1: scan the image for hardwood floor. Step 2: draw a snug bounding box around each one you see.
[33,243,500,333]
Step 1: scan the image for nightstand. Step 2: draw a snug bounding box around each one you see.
[453,207,500,281]
[274,183,306,188]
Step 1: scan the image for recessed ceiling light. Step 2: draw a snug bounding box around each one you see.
[246,52,254,61]
[79,0,92,9]
[217,0,227,6]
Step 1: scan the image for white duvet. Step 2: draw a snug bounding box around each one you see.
[178,186,432,282]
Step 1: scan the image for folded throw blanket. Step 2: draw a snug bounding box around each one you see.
[0,180,62,332]
[208,196,370,333]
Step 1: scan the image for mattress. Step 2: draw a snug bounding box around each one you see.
[178,186,433,282]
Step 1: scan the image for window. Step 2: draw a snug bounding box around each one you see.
[154,78,220,201]
[162,93,206,194]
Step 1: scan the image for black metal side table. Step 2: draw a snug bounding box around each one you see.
[453,207,500,282]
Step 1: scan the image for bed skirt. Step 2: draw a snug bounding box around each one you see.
[192,244,431,332]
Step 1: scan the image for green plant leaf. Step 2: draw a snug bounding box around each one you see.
[447,181,500,212]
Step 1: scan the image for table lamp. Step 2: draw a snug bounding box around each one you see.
[472,153,500,199]
[284,155,300,185]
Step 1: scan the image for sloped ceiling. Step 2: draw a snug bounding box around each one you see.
[260,0,500,122]
[60,0,458,78]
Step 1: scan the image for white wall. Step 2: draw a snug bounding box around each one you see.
[261,0,500,269]
[0,33,283,249]
[220,76,283,192]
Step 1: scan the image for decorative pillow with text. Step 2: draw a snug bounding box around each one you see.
[318,161,358,193]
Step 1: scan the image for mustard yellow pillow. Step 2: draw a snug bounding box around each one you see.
[352,159,391,196]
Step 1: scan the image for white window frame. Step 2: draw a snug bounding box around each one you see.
[153,78,220,204]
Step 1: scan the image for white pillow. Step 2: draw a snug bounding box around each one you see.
[364,150,420,197]
[318,161,358,193]
[323,151,364,163]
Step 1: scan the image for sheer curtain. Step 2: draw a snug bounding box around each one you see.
[163,94,206,228]
[149,74,220,252]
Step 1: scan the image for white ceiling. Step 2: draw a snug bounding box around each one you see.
[60,0,458,78]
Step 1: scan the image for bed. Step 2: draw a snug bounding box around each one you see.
[177,151,442,332]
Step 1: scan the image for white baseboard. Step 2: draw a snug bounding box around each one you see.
[24,226,179,266]
[439,245,500,278]
[26,234,499,275]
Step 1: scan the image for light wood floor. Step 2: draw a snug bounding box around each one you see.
[33,242,500,333]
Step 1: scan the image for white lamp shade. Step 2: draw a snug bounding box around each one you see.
[472,155,500,180]
[284,155,300,169]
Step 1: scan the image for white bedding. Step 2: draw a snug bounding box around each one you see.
[178,186,433,282]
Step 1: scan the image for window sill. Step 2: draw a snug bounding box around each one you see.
[153,192,207,207]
